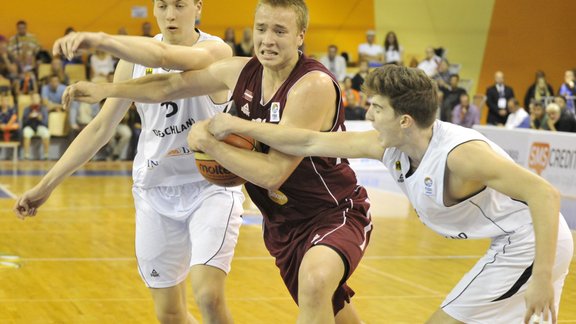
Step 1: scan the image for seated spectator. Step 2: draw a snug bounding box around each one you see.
[341,77,366,120]
[48,56,68,85]
[22,94,50,160]
[552,96,576,132]
[106,113,132,161]
[451,93,480,128]
[319,44,347,82]
[90,50,115,83]
[504,98,529,129]
[223,27,237,55]
[383,31,403,65]
[523,71,553,109]
[529,102,548,130]
[16,67,39,95]
[41,74,66,112]
[545,102,576,132]
[440,74,467,122]
[235,27,254,57]
[358,30,384,67]
[351,60,369,92]
[558,69,576,114]
[0,93,19,142]
[417,47,440,76]
[68,100,101,142]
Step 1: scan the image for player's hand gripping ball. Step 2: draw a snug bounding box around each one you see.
[194,134,256,187]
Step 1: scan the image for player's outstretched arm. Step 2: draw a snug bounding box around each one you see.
[53,32,232,71]
[63,57,246,108]
[208,113,384,160]
[14,60,135,220]
[448,141,560,324]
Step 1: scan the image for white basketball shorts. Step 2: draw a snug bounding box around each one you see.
[132,181,244,288]
[441,217,573,324]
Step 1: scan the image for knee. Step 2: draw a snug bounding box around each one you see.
[299,269,337,303]
[194,285,224,313]
[155,308,187,324]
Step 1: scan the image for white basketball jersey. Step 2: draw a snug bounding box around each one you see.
[132,31,231,188]
[382,121,533,239]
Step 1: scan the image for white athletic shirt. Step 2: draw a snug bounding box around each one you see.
[132,31,231,188]
[382,120,533,239]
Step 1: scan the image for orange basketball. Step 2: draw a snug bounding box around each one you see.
[194,134,256,187]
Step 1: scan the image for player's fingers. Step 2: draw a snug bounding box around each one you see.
[52,39,63,57]
[13,199,25,219]
[29,207,37,217]
[524,308,535,324]
[551,304,557,324]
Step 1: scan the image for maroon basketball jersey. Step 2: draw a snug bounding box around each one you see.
[231,54,366,224]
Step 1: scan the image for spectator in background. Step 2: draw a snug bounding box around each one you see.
[22,93,50,160]
[223,27,237,55]
[417,47,440,77]
[504,98,529,129]
[62,27,84,65]
[0,92,19,142]
[0,35,19,85]
[106,112,132,161]
[341,76,366,120]
[545,102,576,132]
[451,93,479,128]
[41,74,66,112]
[530,102,548,130]
[319,44,347,82]
[351,60,369,92]
[90,50,116,83]
[8,20,40,72]
[358,30,384,67]
[235,27,254,57]
[433,59,451,90]
[68,100,101,142]
[440,74,467,122]
[486,71,515,125]
[48,56,68,85]
[141,21,153,37]
[523,71,553,109]
[558,69,576,114]
[127,103,141,160]
[383,31,403,65]
[553,96,576,131]
[117,27,128,35]
[16,67,38,96]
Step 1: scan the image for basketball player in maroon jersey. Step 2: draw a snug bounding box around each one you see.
[51,1,372,323]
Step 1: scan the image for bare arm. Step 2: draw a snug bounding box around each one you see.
[190,72,363,190]
[62,57,248,108]
[208,113,385,160]
[14,60,135,218]
[53,32,232,71]
[448,141,560,322]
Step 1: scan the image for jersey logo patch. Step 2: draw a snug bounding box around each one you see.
[150,269,160,277]
[270,102,281,122]
[145,68,153,75]
[243,89,254,102]
[424,177,434,196]
[241,103,250,117]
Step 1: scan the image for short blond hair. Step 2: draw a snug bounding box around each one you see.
[256,0,309,32]
[546,103,560,114]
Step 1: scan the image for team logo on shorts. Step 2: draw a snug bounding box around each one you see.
[268,189,288,205]
[424,177,433,196]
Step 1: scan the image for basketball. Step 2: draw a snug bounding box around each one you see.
[194,134,256,187]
